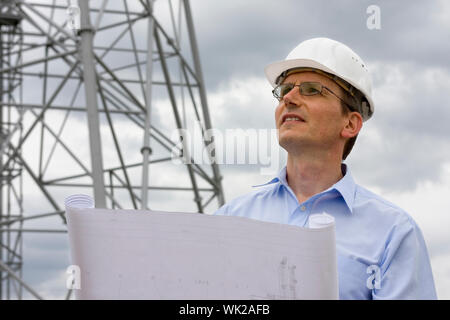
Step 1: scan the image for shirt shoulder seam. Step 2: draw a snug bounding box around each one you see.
[355,185,416,226]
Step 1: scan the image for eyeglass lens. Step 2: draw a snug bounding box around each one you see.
[273,82,323,100]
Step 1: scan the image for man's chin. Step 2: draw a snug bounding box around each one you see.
[278,136,308,154]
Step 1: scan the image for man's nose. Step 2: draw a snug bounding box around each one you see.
[282,86,303,106]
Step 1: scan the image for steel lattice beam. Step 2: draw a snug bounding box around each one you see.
[0,0,224,300]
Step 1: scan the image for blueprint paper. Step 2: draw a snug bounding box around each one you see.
[65,206,338,300]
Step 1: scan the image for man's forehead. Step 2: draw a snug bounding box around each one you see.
[282,71,333,85]
[282,71,344,95]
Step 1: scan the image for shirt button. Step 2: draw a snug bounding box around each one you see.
[300,205,306,211]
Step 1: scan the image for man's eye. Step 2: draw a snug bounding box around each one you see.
[302,85,320,95]
[281,85,293,96]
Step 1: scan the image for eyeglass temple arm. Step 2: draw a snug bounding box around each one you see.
[323,86,357,112]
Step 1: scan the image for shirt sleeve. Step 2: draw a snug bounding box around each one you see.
[372,215,437,299]
[213,203,229,216]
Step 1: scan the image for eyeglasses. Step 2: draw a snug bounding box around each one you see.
[272,82,357,111]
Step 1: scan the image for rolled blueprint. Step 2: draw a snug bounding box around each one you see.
[65,195,339,299]
[308,212,335,229]
[65,194,95,209]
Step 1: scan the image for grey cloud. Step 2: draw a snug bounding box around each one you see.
[347,130,449,193]
[190,0,450,90]
[19,233,70,299]
[345,62,450,192]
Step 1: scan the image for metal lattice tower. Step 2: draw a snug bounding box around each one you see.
[0,0,224,299]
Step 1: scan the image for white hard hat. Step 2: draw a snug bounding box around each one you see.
[264,37,374,121]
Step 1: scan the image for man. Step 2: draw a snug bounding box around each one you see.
[214,38,437,299]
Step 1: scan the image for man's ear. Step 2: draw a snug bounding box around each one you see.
[341,111,363,139]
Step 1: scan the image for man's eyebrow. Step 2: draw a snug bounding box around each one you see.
[282,81,306,85]
[283,80,326,86]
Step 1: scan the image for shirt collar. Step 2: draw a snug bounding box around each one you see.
[251,166,286,188]
[330,163,356,213]
[252,163,356,214]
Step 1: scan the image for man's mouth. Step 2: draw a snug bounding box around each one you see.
[282,114,305,124]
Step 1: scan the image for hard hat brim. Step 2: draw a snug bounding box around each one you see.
[265,58,338,87]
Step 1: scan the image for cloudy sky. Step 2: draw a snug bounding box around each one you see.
[192,0,450,299]
[7,0,450,299]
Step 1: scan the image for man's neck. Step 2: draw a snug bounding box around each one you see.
[286,151,343,204]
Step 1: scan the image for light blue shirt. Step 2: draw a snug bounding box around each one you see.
[214,164,437,300]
